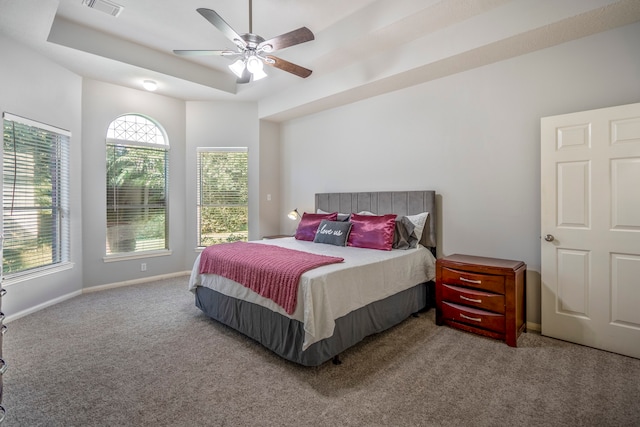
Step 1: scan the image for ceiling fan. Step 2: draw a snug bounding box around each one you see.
[173,0,314,84]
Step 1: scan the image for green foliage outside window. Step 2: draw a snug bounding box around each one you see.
[106,143,167,254]
[2,115,69,275]
[198,150,248,246]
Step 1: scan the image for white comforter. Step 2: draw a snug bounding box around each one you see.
[188,237,436,350]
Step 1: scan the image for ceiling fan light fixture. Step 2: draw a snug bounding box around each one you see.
[251,66,267,81]
[228,59,246,78]
[246,56,263,73]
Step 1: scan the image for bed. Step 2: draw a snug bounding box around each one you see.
[188,190,438,366]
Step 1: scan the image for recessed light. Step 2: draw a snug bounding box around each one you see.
[142,80,157,91]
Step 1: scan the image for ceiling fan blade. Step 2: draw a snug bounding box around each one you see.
[196,8,247,49]
[265,55,312,78]
[259,27,314,52]
[173,49,239,57]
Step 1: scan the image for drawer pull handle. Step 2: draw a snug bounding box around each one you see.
[460,313,482,323]
[0,288,5,297]
[0,325,6,335]
[0,405,5,423]
[460,295,482,303]
[0,312,4,323]
[0,358,6,375]
[460,277,481,284]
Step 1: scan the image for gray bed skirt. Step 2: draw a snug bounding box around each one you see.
[195,281,434,366]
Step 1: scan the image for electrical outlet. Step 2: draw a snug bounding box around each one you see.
[141,263,147,272]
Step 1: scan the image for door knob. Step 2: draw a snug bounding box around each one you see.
[544,234,555,242]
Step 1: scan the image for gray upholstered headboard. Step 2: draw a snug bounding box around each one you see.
[315,191,437,251]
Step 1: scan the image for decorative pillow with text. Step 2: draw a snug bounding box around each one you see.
[313,220,352,246]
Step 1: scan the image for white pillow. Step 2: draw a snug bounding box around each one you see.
[317,208,350,221]
[405,212,429,242]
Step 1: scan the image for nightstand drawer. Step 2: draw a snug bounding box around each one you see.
[440,266,505,294]
[441,301,506,333]
[441,284,505,314]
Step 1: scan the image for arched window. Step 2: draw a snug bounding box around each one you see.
[106,114,168,255]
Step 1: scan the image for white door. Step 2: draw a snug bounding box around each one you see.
[541,102,640,359]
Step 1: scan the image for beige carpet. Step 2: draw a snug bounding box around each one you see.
[3,277,639,426]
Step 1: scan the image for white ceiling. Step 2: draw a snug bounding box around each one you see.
[1,0,640,121]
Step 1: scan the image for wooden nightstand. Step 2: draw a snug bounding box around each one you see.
[435,254,526,347]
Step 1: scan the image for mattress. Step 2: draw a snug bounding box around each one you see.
[188,237,436,350]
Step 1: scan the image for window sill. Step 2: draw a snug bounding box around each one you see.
[3,262,75,286]
[103,249,172,263]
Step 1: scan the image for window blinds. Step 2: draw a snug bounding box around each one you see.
[197,148,248,247]
[106,142,167,254]
[2,113,70,275]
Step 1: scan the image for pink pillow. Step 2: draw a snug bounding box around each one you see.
[295,212,338,241]
[347,213,397,251]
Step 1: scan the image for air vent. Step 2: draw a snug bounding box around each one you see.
[81,0,124,17]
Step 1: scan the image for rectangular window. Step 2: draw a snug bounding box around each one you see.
[106,142,168,254]
[2,113,70,276]
[197,148,248,247]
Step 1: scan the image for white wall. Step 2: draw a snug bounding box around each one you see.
[279,22,640,326]
[259,120,281,237]
[81,79,187,288]
[0,35,84,316]
[184,101,260,265]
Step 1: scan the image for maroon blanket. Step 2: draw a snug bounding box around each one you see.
[199,242,344,314]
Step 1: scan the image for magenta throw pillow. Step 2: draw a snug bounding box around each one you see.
[347,213,397,250]
[295,212,338,241]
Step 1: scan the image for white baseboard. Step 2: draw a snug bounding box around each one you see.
[7,272,544,335]
[5,271,190,323]
[5,290,82,323]
[82,271,190,293]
